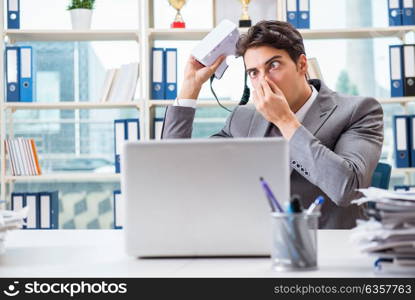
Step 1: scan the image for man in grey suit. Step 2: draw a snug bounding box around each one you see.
[161,21,384,229]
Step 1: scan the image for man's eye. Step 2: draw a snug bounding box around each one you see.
[248,70,257,78]
[270,61,280,69]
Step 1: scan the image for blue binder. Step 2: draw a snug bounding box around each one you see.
[114,119,126,173]
[25,193,40,229]
[394,185,410,191]
[409,115,415,167]
[389,45,404,97]
[389,0,403,26]
[19,46,33,102]
[151,48,165,99]
[125,119,140,141]
[38,191,59,229]
[113,190,122,229]
[403,44,415,96]
[154,118,164,140]
[286,0,298,27]
[394,184,415,191]
[11,192,25,229]
[165,48,177,99]
[6,46,20,102]
[7,0,20,29]
[403,0,415,25]
[297,0,310,29]
[393,115,411,168]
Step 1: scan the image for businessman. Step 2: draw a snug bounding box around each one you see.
[162,20,384,229]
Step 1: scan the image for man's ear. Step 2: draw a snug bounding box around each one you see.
[297,54,308,75]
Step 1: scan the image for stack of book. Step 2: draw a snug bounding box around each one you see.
[350,187,415,275]
[99,62,140,102]
[5,138,42,176]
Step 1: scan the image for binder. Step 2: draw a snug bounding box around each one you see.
[393,115,411,168]
[38,191,59,229]
[114,119,126,173]
[125,119,140,141]
[151,48,165,99]
[19,46,33,102]
[165,48,177,99]
[394,184,415,191]
[403,0,415,25]
[154,118,164,140]
[403,44,415,96]
[286,0,298,27]
[410,115,415,167]
[7,0,20,29]
[394,185,410,191]
[6,47,20,102]
[113,190,123,229]
[389,45,405,97]
[11,192,25,229]
[389,0,403,26]
[297,0,310,29]
[25,193,39,229]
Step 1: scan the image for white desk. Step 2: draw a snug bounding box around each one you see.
[0,230,383,277]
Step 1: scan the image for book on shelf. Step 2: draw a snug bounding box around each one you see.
[5,138,42,176]
[101,62,140,103]
[306,57,323,80]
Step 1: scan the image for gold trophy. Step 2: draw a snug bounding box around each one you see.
[168,0,187,28]
[238,0,252,27]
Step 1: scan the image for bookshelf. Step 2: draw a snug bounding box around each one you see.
[1,0,415,208]
[0,1,143,206]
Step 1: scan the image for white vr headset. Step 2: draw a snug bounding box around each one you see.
[191,19,240,80]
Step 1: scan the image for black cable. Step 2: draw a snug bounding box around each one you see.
[209,72,251,112]
[239,71,250,106]
[210,75,232,112]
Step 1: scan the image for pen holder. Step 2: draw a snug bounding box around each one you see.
[270,212,320,271]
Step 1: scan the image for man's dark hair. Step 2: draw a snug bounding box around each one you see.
[236,20,306,63]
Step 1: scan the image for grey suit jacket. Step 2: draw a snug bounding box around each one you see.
[162,79,384,229]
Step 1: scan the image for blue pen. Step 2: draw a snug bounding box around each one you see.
[306,196,325,214]
[259,177,284,212]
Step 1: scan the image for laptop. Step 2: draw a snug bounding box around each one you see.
[122,138,289,257]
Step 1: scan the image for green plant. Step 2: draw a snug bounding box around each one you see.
[67,0,95,10]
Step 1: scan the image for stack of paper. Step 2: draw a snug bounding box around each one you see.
[0,207,28,254]
[100,62,140,103]
[350,187,415,275]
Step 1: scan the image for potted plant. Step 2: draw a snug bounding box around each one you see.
[67,0,95,30]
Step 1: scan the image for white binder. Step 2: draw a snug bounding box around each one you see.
[40,194,51,229]
[25,194,38,229]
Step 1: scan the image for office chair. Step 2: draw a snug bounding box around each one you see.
[370,162,392,190]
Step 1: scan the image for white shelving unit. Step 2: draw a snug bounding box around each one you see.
[0,2,144,205]
[1,0,415,206]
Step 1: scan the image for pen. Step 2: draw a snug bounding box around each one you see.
[306,196,325,214]
[259,177,284,212]
[287,194,303,213]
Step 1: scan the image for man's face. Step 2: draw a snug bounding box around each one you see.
[244,45,307,106]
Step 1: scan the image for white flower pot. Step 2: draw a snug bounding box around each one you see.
[70,9,93,30]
